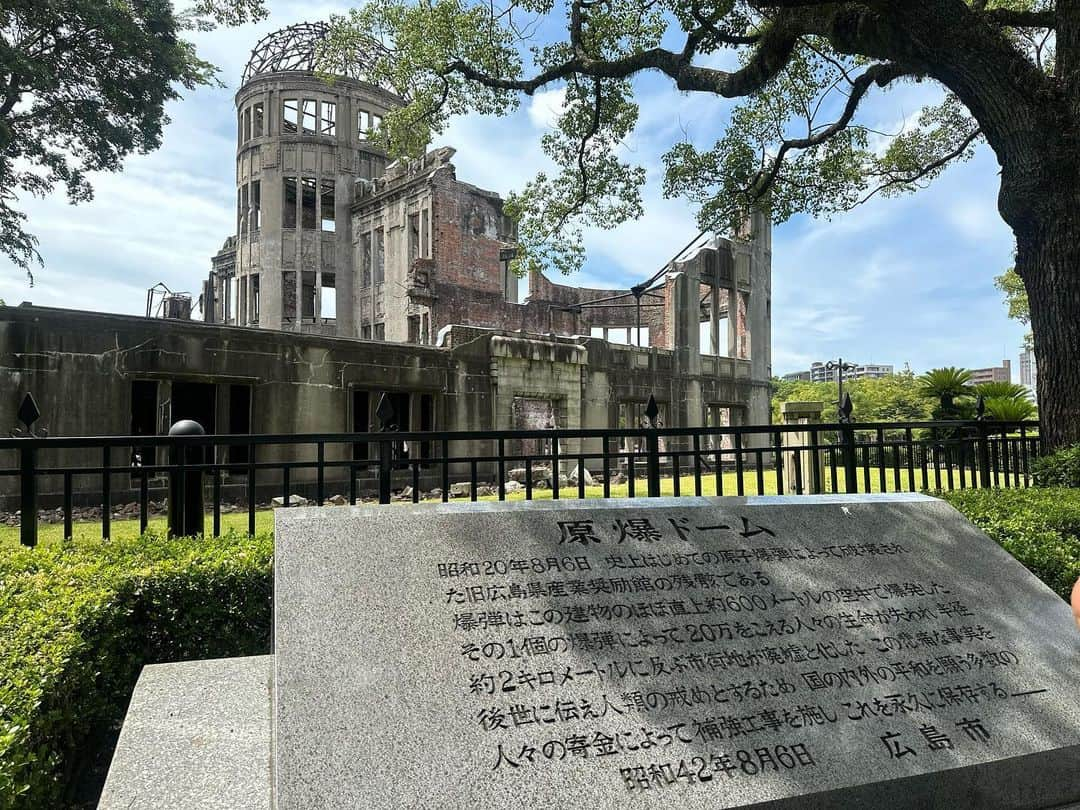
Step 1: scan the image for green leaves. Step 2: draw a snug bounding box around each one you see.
[941,487,1080,601]
[1032,444,1080,488]
[0,0,259,276]
[917,367,974,400]
[770,370,933,425]
[0,531,273,807]
[994,267,1030,324]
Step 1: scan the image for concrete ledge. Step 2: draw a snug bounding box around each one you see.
[99,655,273,810]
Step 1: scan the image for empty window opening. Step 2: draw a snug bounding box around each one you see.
[407,315,420,343]
[301,178,317,230]
[283,177,298,228]
[321,180,335,231]
[420,209,430,257]
[360,232,372,286]
[301,99,317,135]
[421,313,430,344]
[700,319,728,356]
[504,264,520,304]
[362,325,372,339]
[704,404,733,451]
[371,113,383,130]
[283,99,298,134]
[389,392,410,431]
[419,393,434,460]
[253,102,264,137]
[321,274,336,319]
[408,213,420,261]
[352,390,370,460]
[373,322,385,340]
[358,109,371,137]
[320,101,336,136]
[228,384,252,464]
[242,108,252,142]
[251,180,261,229]
[130,380,159,471]
[251,274,260,322]
[302,273,316,320]
[237,184,248,233]
[171,381,216,434]
[373,229,384,283]
[591,325,648,347]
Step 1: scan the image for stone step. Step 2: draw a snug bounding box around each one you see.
[99,655,273,809]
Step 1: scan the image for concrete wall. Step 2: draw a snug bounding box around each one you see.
[210,71,402,338]
[0,305,762,506]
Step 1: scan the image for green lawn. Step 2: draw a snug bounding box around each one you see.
[2,464,1023,548]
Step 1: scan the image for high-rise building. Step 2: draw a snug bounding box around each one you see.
[969,360,1011,385]
[1019,346,1037,392]
[782,361,894,383]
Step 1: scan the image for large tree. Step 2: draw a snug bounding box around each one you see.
[0,0,265,278]
[320,0,1078,448]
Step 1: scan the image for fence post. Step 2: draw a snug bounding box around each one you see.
[375,393,396,505]
[838,393,858,494]
[645,395,661,498]
[976,396,992,488]
[168,419,205,538]
[14,392,44,548]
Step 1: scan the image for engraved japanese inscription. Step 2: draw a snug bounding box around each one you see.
[273,497,1080,810]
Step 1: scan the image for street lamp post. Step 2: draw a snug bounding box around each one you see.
[825,358,858,493]
[825,358,858,423]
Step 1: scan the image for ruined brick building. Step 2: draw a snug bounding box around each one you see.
[0,22,773,503]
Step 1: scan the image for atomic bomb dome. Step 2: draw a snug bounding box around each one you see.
[241,21,394,90]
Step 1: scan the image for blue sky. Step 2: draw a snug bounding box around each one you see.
[0,1,1028,377]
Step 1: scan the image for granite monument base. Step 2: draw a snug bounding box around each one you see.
[102,495,1080,809]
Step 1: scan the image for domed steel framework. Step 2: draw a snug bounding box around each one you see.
[242,21,393,88]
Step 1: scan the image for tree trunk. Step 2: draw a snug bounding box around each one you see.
[1016,225,1080,450]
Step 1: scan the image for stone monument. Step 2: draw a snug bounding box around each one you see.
[101,494,1080,809]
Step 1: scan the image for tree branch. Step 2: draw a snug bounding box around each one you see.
[551,76,604,233]
[688,1,762,47]
[444,14,804,96]
[752,61,909,196]
[857,127,982,204]
[983,8,1056,28]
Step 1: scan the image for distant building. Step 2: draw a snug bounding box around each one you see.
[782,361,894,383]
[1019,346,1037,393]
[969,360,1011,386]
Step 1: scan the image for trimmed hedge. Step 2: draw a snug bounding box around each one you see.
[1032,443,1080,488]
[940,488,1080,601]
[0,531,272,809]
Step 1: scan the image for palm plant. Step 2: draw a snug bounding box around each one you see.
[918,367,975,418]
[918,367,973,402]
[983,397,1037,422]
[972,381,1032,402]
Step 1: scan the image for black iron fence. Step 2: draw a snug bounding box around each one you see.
[0,394,1041,547]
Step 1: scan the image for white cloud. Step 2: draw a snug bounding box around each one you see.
[527,86,567,129]
[946,196,1009,244]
